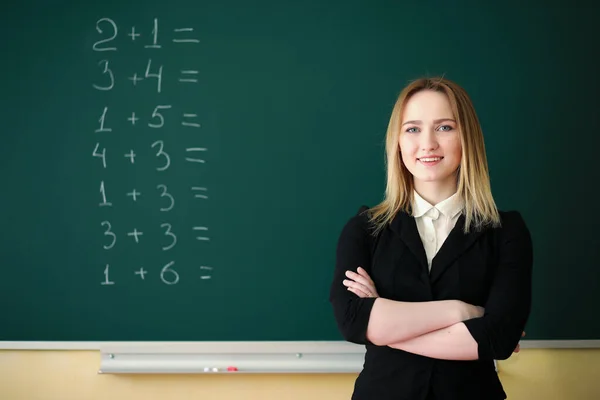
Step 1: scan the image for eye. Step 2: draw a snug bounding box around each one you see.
[405,127,419,133]
[437,125,454,132]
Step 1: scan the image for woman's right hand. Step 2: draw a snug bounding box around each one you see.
[459,301,485,320]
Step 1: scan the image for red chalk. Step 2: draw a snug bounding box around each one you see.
[227,366,238,372]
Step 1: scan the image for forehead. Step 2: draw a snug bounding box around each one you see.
[402,90,454,120]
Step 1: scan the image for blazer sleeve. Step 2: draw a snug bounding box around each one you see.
[463,210,534,360]
[329,206,377,345]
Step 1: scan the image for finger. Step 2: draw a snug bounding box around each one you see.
[356,267,376,285]
[343,278,375,294]
[514,344,520,353]
[356,266,370,278]
[522,331,526,337]
[347,287,370,298]
[343,279,375,296]
[345,270,374,289]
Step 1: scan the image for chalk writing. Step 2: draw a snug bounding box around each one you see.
[92,17,212,286]
[93,60,114,91]
[93,18,117,52]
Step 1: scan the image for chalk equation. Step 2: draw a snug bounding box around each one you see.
[91,17,212,285]
[92,17,199,93]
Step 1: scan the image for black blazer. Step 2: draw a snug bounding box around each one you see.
[329,206,533,400]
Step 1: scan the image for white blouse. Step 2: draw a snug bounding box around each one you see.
[412,190,465,271]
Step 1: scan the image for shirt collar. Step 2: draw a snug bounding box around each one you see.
[412,190,464,219]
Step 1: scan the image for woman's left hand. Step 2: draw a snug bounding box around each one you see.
[513,331,526,353]
[343,267,379,298]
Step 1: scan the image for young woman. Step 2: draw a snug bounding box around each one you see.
[329,77,533,400]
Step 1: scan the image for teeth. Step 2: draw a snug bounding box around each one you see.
[420,157,442,162]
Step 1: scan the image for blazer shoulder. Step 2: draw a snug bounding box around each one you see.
[345,204,372,229]
[338,205,377,240]
[498,209,529,231]
[496,209,533,244]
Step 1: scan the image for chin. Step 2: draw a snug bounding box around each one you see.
[415,174,454,183]
[417,175,442,182]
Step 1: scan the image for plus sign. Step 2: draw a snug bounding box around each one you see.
[127,189,141,201]
[128,73,143,85]
[127,228,144,243]
[135,268,147,280]
[124,150,136,164]
[128,26,140,41]
[128,112,139,125]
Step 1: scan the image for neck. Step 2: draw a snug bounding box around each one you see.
[414,179,458,205]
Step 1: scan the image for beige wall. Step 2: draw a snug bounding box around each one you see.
[1,349,599,399]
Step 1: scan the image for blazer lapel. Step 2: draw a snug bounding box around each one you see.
[391,211,429,278]
[429,214,485,284]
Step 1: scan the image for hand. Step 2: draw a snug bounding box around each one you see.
[343,267,379,298]
[459,301,485,320]
[513,331,526,353]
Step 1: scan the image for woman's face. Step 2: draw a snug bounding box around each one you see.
[398,90,462,192]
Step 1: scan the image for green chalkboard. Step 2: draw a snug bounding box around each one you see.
[1,0,598,342]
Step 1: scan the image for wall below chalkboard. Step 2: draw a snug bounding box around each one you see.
[1,349,600,399]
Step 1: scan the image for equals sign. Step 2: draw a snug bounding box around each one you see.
[192,187,208,199]
[200,266,213,280]
[185,147,207,163]
[182,113,201,128]
[193,226,210,241]
[179,70,198,83]
[173,28,200,43]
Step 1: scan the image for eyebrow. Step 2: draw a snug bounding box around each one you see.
[401,118,456,126]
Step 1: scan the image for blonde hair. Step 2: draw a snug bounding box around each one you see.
[368,76,501,234]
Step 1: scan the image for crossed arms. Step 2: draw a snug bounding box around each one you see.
[329,211,533,361]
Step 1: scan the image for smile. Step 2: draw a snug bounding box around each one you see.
[418,157,443,166]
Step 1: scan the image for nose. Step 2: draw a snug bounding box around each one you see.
[420,129,439,151]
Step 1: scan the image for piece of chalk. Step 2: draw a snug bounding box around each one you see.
[227,366,238,372]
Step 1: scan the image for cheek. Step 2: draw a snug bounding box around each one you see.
[453,142,463,161]
[446,137,462,161]
[398,136,415,160]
